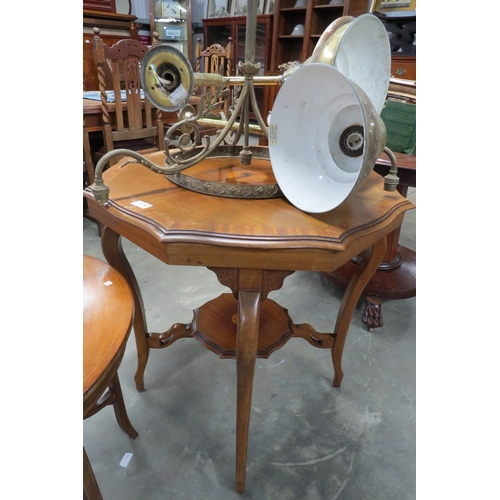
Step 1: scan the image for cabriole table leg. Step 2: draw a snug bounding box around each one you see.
[101,226,150,391]
[331,237,387,387]
[235,270,262,493]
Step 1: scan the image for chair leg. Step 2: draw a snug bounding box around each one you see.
[83,447,104,500]
[109,372,138,439]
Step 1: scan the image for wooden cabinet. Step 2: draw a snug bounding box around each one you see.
[373,9,416,80]
[270,0,367,72]
[83,9,140,90]
[391,54,416,80]
[84,0,117,11]
[148,0,193,60]
[203,15,274,118]
[203,15,274,77]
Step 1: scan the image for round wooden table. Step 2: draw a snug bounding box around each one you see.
[83,255,137,500]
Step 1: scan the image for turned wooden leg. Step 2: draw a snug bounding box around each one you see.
[101,226,150,391]
[84,447,104,500]
[235,270,261,494]
[331,237,387,387]
[109,372,139,439]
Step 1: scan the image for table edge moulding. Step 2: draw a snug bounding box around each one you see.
[83,151,414,493]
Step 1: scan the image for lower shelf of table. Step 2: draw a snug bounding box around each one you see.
[148,293,336,357]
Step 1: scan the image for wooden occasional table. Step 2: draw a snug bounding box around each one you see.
[83,255,138,500]
[83,151,414,493]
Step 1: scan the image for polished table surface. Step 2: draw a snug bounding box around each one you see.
[83,151,414,492]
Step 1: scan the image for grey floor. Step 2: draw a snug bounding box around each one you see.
[83,185,416,500]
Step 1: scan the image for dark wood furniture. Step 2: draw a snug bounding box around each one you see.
[92,29,166,166]
[203,15,274,119]
[374,8,416,80]
[84,150,413,493]
[270,0,367,72]
[391,54,416,80]
[193,36,234,135]
[83,254,137,500]
[83,8,140,91]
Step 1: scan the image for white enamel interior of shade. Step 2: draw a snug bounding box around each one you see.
[269,64,367,214]
[292,24,304,36]
[332,14,390,115]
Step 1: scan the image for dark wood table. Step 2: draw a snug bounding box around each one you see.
[83,151,414,493]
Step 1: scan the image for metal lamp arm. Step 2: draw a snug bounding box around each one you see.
[382,146,400,192]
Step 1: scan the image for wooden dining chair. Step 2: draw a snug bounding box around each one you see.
[92,27,165,166]
[193,37,233,136]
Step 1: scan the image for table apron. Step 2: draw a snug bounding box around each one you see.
[86,196,406,273]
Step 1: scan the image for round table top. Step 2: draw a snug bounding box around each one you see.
[83,255,134,395]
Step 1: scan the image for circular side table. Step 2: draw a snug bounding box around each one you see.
[83,255,138,500]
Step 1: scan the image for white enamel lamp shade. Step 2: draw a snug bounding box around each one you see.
[310,14,391,115]
[268,63,386,213]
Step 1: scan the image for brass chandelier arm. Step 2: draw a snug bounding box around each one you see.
[90,148,195,205]
[381,146,400,192]
[194,73,283,88]
[247,77,269,139]
[163,82,250,169]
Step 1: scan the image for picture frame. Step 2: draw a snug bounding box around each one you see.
[207,0,229,18]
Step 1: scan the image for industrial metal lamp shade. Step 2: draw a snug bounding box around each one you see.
[268,63,386,213]
[310,14,391,115]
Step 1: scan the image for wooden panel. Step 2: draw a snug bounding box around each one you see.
[83,0,117,12]
[83,9,139,90]
[390,55,416,80]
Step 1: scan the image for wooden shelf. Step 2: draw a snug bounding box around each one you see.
[270,0,368,72]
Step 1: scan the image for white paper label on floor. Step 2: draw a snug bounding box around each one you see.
[131,200,152,209]
[119,453,133,468]
[103,281,113,286]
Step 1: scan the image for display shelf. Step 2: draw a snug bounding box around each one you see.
[203,15,273,119]
[270,0,367,71]
[149,0,193,60]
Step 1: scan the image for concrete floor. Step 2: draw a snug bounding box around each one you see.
[83,186,416,500]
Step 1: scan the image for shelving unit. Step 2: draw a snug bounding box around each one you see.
[148,0,193,60]
[203,15,274,119]
[203,15,273,77]
[270,0,367,72]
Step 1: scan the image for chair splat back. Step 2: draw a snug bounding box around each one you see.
[195,37,233,125]
[92,27,165,163]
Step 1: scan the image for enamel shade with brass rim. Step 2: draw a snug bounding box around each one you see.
[268,63,386,213]
[310,13,391,115]
[140,44,194,112]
